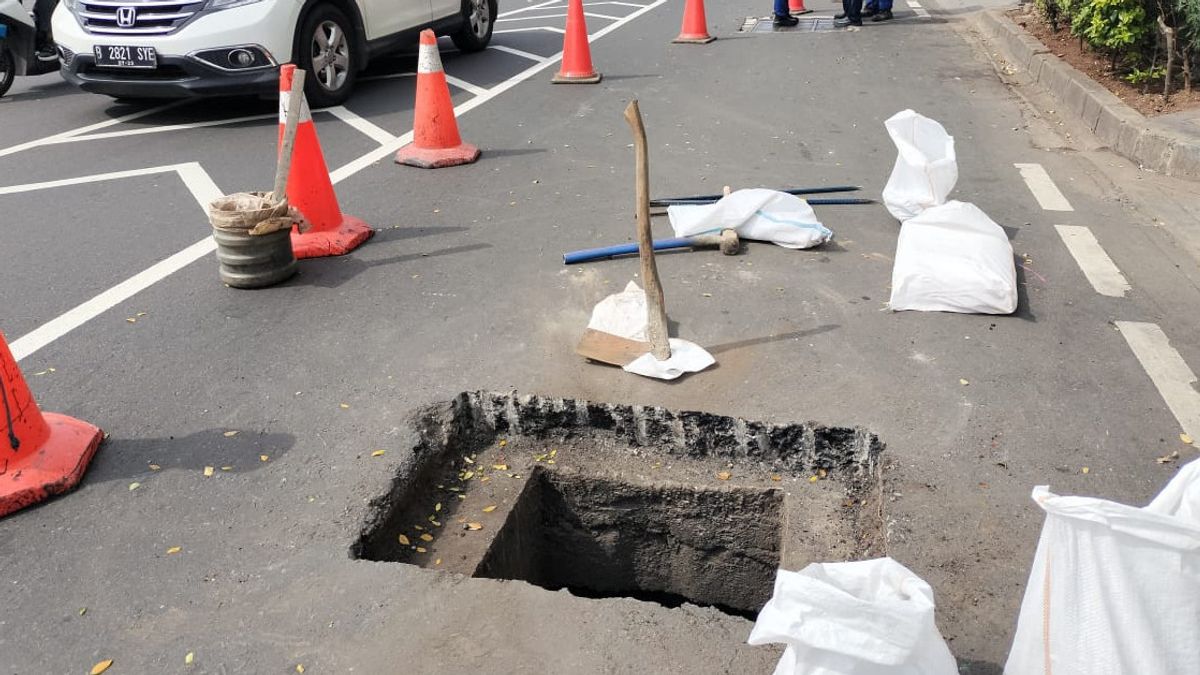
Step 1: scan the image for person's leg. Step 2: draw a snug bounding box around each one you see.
[872,0,893,20]
[33,0,59,53]
[847,0,863,23]
[773,0,799,24]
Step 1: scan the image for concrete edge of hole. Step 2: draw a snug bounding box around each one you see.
[348,391,887,560]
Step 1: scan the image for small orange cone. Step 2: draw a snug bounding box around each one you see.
[278,64,374,259]
[788,0,813,14]
[1,332,103,518]
[552,0,601,84]
[396,30,482,169]
[673,0,716,43]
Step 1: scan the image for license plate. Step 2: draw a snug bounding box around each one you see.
[93,45,157,69]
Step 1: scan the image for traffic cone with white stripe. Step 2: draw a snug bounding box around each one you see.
[788,0,813,14]
[552,0,601,84]
[1,331,103,518]
[673,0,715,43]
[395,30,481,169]
[278,64,374,259]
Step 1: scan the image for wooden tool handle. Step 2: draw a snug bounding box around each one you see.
[624,100,671,361]
[272,69,306,205]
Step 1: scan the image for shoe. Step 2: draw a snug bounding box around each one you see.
[773,12,800,26]
[35,45,57,60]
[862,8,876,16]
[871,9,893,20]
[834,12,846,18]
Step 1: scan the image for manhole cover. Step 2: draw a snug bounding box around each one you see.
[740,16,840,32]
[355,392,886,617]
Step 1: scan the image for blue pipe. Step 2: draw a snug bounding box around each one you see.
[656,197,875,207]
[564,238,697,264]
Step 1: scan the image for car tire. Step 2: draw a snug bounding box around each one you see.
[298,4,358,107]
[0,48,14,98]
[451,0,497,52]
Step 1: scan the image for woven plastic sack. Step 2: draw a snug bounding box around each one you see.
[889,201,1017,314]
[749,558,957,675]
[1005,458,1200,675]
[881,110,958,222]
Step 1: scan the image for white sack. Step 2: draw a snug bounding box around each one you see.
[586,282,715,380]
[1005,458,1200,675]
[749,558,958,675]
[881,110,958,222]
[667,188,832,249]
[889,201,1017,315]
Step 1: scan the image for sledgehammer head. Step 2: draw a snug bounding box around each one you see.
[719,229,740,255]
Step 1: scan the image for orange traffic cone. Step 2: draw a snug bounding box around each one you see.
[552,0,601,84]
[673,0,715,43]
[0,332,103,518]
[278,64,374,259]
[788,0,813,14]
[395,30,482,169]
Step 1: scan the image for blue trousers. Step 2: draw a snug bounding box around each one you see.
[774,0,788,14]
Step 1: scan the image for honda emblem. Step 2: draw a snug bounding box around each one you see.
[116,6,136,27]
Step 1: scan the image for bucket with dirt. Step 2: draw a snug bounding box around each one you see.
[208,191,298,289]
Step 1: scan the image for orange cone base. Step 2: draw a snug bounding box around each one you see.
[394,142,481,169]
[0,413,103,518]
[790,8,813,14]
[672,33,716,44]
[552,70,602,84]
[291,215,374,259]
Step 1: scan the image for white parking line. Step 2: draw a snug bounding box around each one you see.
[325,106,397,144]
[498,0,587,16]
[1054,225,1131,297]
[1015,162,1073,211]
[444,75,490,97]
[497,12,622,21]
[0,100,187,158]
[1116,321,1200,443]
[43,112,278,144]
[495,26,567,34]
[5,0,671,363]
[7,163,221,362]
[488,45,549,62]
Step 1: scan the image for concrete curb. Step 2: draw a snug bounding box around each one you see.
[975,8,1200,181]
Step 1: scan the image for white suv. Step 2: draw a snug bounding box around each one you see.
[51,0,496,105]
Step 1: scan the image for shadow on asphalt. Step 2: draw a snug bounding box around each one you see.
[295,242,493,288]
[708,324,841,355]
[83,429,297,484]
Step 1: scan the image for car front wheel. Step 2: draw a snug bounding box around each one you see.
[451,0,496,52]
[299,4,357,107]
[0,48,14,98]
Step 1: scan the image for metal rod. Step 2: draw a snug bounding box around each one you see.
[650,185,860,207]
[654,196,875,207]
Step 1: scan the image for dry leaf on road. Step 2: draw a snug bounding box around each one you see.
[398,534,410,546]
[716,471,732,481]
[91,660,113,675]
[482,505,497,513]
[466,522,483,531]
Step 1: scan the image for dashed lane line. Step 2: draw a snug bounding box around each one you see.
[1054,225,1131,298]
[1116,321,1200,443]
[1015,162,1074,211]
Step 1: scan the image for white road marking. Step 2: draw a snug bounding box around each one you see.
[43,112,279,144]
[488,45,549,62]
[1116,322,1200,443]
[325,106,397,145]
[8,163,221,362]
[497,11,622,21]
[444,75,490,97]
[1053,225,1131,297]
[905,0,931,17]
[498,0,586,16]
[5,0,670,362]
[0,100,187,158]
[495,26,567,34]
[1015,162,1073,211]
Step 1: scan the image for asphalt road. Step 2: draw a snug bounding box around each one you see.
[4,0,1200,672]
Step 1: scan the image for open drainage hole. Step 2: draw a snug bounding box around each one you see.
[480,468,781,619]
